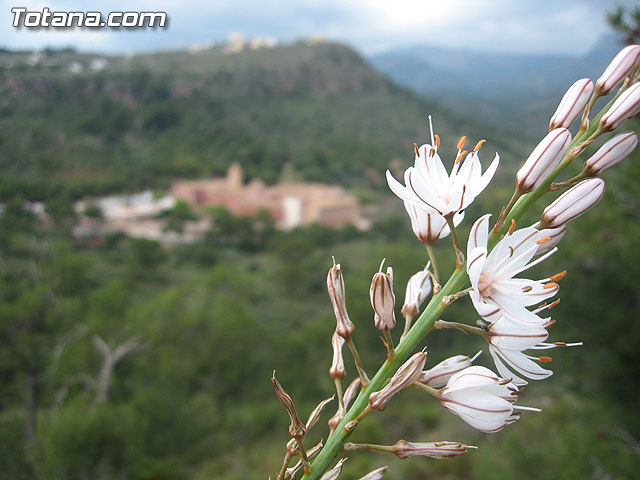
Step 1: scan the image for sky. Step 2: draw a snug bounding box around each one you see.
[0,0,638,56]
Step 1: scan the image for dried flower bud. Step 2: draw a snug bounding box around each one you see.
[599,82,640,132]
[329,332,346,380]
[369,351,427,411]
[418,353,478,388]
[328,410,344,431]
[584,131,638,174]
[549,78,594,130]
[358,466,389,480]
[320,458,347,480]
[535,224,567,255]
[327,260,356,339]
[401,266,432,319]
[272,373,306,438]
[595,45,640,95]
[306,396,334,431]
[516,128,572,193]
[370,261,396,331]
[393,440,473,459]
[541,178,605,228]
[343,377,360,409]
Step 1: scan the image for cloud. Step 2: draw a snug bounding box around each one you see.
[0,0,636,55]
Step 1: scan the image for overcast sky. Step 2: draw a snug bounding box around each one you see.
[1,0,638,56]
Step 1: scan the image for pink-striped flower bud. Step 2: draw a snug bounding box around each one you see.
[370,260,396,331]
[369,351,427,411]
[357,466,389,480]
[549,78,594,130]
[401,266,432,319]
[541,178,605,228]
[516,128,572,193]
[535,224,567,255]
[584,131,637,174]
[329,331,346,380]
[599,82,640,131]
[327,260,356,339]
[595,45,640,95]
[418,352,478,388]
[392,440,473,459]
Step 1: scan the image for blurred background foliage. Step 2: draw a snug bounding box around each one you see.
[1,13,640,480]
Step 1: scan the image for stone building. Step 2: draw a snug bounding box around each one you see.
[171,164,364,229]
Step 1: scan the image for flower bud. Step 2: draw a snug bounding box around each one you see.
[599,82,640,132]
[535,224,567,255]
[329,332,346,380]
[370,261,396,331]
[584,131,637,174]
[358,466,389,480]
[369,351,426,411]
[541,178,605,228]
[549,78,594,130]
[343,377,360,409]
[327,260,356,339]
[595,45,640,95]
[418,353,478,388]
[393,440,473,459]
[272,373,306,438]
[401,266,432,319]
[516,128,572,193]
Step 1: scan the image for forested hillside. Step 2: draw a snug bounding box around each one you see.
[0,42,525,202]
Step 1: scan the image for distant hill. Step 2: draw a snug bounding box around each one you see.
[368,34,626,139]
[0,41,526,201]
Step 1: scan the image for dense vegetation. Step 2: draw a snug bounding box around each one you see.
[0,40,639,479]
[0,42,525,202]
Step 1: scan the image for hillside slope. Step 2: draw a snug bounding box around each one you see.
[0,42,525,201]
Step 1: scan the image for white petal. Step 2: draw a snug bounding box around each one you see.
[490,345,553,382]
[472,153,500,195]
[467,214,491,259]
[470,291,502,323]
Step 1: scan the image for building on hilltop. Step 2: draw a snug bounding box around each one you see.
[171,163,366,230]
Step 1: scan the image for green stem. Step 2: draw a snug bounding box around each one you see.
[301,267,468,480]
[426,244,440,286]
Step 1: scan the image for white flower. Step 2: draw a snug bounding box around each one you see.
[467,214,560,325]
[439,366,537,433]
[485,316,583,386]
[419,351,481,388]
[386,119,499,217]
[404,201,464,245]
[401,265,433,319]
